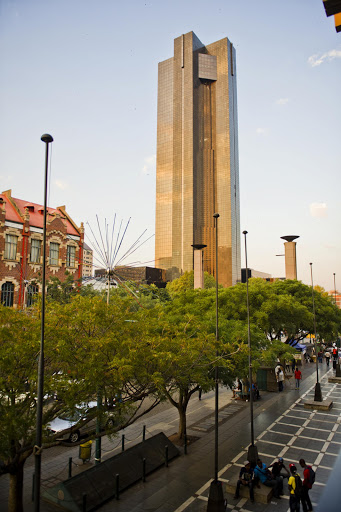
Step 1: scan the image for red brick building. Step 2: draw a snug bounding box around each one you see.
[0,189,84,308]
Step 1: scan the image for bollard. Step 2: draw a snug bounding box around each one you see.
[122,434,125,452]
[68,457,72,478]
[32,473,35,502]
[82,493,87,512]
[184,434,187,455]
[116,473,120,500]
[142,457,146,482]
[165,445,169,467]
[143,424,146,442]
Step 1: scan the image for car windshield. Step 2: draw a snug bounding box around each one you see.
[59,409,83,422]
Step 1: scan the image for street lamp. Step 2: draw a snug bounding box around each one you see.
[243,231,258,465]
[310,263,322,402]
[334,273,341,377]
[207,213,225,512]
[34,134,53,511]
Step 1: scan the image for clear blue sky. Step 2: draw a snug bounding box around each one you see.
[1,0,340,290]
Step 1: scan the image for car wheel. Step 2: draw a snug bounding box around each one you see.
[106,418,115,429]
[69,431,80,443]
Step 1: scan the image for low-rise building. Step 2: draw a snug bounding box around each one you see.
[328,290,341,309]
[82,243,93,278]
[94,266,167,288]
[0,189,84,308]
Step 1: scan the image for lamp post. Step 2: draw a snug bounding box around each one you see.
[334,273,341,376]
[34,134,53,511]
[207,213,225,512]
[310,263,322,402]
[243,231,258,465]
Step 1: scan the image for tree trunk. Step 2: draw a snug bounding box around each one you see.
[8,461,24,512]
[178,404,187,439]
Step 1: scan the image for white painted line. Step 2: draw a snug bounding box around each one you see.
[173,496,196,512]
[285,445,320,453]
[314,452,324,465]
[277,420,308,428]
[258,439,286,447]
[258,451,286,459]
[322,441,329,452]
[278,447,290,458]
[301,426,331,433]
[218,463,232,476]
[195,479,211,496]
[231,451,246,463]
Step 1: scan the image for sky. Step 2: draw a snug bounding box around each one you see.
[1,0,340,291]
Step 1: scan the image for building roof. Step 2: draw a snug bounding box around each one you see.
[1,190,80,237]
[83,242,93,251]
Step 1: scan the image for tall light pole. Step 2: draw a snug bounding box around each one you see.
[243,231,258,465]
[310,263,322,402]
[334,273,341,376]
[34,134,53,511]
[207,213,225,512]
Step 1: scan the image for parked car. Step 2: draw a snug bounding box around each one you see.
[48,401,116,443]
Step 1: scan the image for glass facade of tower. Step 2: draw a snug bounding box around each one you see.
[155,32,241,287]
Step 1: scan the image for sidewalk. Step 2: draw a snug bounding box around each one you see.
[100,361,340,512]
[1,361,337,511]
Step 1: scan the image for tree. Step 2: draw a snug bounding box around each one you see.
[0,305,62,512]
[166,270,218,295]
[46,273,79,303]
[130,300,238,440]
[0,296,159,512]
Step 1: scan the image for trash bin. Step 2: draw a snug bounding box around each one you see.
[79,440,92,463]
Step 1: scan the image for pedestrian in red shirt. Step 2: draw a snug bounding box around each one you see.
[299,458,314,511]
[294,368,302,390]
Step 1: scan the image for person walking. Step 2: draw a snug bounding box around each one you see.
[275,364,285,392]
[325,351,330,367]
[294,367,302,390]
[288,464,303,512]
[233,460,255,502]
[299,458,314,512]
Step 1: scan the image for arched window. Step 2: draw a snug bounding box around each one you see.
[1,282,14,307]
[27,284,39,307]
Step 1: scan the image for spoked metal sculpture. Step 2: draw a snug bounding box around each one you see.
[83,214,154,304]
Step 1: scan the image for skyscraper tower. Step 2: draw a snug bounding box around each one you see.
[155,32,240,287]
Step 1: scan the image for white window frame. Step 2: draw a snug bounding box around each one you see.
[30,239,41,264]
[4,234,18,260]
[49,242,59,266]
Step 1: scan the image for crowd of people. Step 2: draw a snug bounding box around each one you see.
[232,378,260,401]
[234,457,315,511]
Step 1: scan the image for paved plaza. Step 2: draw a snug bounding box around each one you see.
[1,361,339,511]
